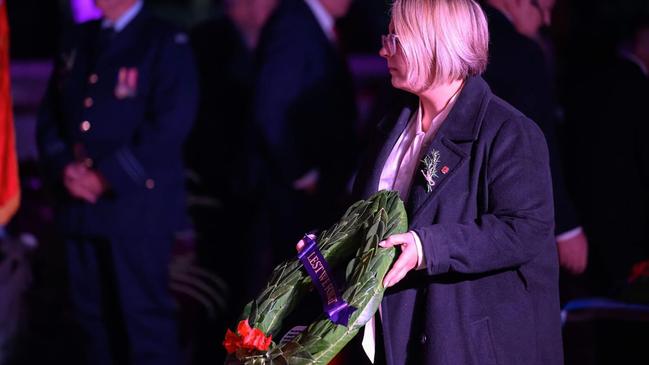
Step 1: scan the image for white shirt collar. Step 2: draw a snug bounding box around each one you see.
[304,0,336,42]
[414,88,462,143]
[102,0,143,33]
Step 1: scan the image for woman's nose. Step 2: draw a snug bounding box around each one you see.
[379,46,388,58]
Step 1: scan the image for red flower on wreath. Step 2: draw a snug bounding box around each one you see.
[223,319,272,354]
[223,328,242,354]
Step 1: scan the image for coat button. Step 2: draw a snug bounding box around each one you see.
[80,120,91,132]
[420,333,427,344]
[84,97,94,108]
[145,179,155,189]
[89,74,98,84]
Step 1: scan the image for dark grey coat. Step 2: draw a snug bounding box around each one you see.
[353,76,563,365]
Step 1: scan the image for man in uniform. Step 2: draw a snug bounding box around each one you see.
[37,1,197,364]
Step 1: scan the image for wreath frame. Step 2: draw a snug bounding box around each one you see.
[225,190,408,364]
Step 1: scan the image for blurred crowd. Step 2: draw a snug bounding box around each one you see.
[0,0,648,364]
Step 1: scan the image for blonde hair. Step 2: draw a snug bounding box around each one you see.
[391,0,489,91]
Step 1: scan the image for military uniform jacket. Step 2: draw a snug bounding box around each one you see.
[37,9,198,237]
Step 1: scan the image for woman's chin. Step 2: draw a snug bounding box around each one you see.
[390,78,413,93]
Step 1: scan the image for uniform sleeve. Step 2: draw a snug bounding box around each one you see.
[36,58,75,182]
[96,32,198,195]
[413,117,556,275]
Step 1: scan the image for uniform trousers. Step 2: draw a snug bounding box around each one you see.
[65,235,179,365]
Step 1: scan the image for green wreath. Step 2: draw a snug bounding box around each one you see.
[224,190,408,364]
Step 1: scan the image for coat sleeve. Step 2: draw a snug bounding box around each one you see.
[413,117,556,275]
[36,55,75,182]
[96,32,198,195]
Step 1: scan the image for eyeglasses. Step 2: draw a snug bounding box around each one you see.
[381,33,399,56]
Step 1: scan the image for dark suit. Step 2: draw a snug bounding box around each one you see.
[482,5,579,235]
[354,76,563,365]
[186,17,257,362]
[188,16,253,201]
[249,0,357,282]
[564,56,649,294]
[188,14,255,298]
[37,8,197,365]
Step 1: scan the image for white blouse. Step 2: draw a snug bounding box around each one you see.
[362,93,459,363]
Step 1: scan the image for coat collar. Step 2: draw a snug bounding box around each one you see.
[430,75,490,142]
[379,76,490,141]
[482,4,518,38]
[304,0,336,43]
[358,76,492,225]
[408,76,491,221]
[360,105,412,199]
[363,76,491,199]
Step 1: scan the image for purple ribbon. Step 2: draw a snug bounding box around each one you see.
[298,235,357,326]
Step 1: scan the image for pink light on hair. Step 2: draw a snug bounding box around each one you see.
[70,0,102,23]
[391,0,489,91]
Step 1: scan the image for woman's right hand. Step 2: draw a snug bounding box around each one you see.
[379,233,419,288]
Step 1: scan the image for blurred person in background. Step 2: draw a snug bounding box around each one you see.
[564,16,649,297]
[187,0,278,302]
[481,0,589,281]
[36,0,197,364]
[185,0,278,362]
[248,0,358,292]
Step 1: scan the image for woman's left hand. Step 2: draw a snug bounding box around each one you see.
[379,232,419,288]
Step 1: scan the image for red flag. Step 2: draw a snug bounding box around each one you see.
[0,1,20,225]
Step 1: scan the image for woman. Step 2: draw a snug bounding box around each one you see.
[353,0,563,363]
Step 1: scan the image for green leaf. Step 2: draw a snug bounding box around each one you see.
[236,191,408,364]
[249,299,259,325]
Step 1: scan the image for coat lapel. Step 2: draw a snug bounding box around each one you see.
[360,104,415,198]
[61,23,98,98]
[408,136,468,217]
[409,76,491,223]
